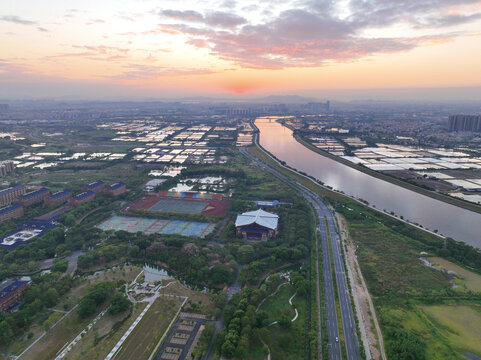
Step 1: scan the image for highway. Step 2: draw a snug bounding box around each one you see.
[240,145,361,360]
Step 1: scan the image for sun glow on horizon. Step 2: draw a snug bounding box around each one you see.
[1,0,481,99]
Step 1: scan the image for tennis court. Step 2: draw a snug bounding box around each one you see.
[97,216,215,238]
[149,199,208,214]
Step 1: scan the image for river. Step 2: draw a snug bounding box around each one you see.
[256,117,481,248]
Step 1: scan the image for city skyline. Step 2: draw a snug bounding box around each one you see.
[1,0,481,100]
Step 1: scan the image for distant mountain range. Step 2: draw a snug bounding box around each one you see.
[169,94,322,104]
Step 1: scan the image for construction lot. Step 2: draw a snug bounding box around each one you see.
[153,313,206,360]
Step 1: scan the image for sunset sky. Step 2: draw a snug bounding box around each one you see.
[1,0,481,100]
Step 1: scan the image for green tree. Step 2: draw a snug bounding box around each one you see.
[51,261,68,273]
[62,214,76,227]
[237,245,255,264]
[277,309,292,329]
[44,288,59,307]
[221,340,236,358]
[78,298,97,318]
[0,321,13,345]
[108,294,132,315]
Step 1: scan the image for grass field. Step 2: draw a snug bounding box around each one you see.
[252,283,307,360]
[10,162,148,193]
[20,305,108,360]
[350,222,449,297]
[158,281,216,317]
[55,266,142,310]
[0,266,143,360]
[115,296,184,360]
[391,304,481,359]
[428,257,481,292]
[421,305,481,357]
[63,302,148,360]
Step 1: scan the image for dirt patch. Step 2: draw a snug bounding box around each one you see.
[159,280,216,318]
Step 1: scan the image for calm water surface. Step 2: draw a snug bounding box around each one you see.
[256,118,481,248]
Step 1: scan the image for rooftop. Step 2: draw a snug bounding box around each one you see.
[50,189,72,198]
[74,190,95,200]
[20,187,49,199]
[0,279,29,300]
[235,209,279,230]
[19,220,57,231]
[0,203,22,215]
[109,182,126,190]
[86,180,104,189]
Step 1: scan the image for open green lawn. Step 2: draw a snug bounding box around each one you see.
[19,305,109,360]
[249,283,308,360]
[386,304,481,360]
[422,305,481,357]
[351,222,449,297]
[63,302,148,360]
[428,257,481,292]
[115,296,184,360]
[8,162,148,193]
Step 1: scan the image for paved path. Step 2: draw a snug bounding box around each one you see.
[16,305,78,359]
[203,264,243,360]
[104,302,153,360]
[289,292,298,322]
[56,308,108,359]
[255,282,288,312]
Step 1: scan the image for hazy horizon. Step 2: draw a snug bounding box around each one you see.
[1,86,481,103]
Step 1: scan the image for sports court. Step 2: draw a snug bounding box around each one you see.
[126,191,231,217]
[97,216,216,238]
[149,199,208,214]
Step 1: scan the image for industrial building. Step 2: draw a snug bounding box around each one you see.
[0,160,14,177]
[0,203,24,224]
[145,179,166,191]
[44,189,72,206]
[448,115,481,132]
[83,180,105,194]
[0,278,29,312]
[69,190,95,206]
[18,187,50,206]
[104,182,126,196]
[235,209,279,240]
[0,185,25,206]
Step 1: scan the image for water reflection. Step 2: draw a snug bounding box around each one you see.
[256,118,481,248]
